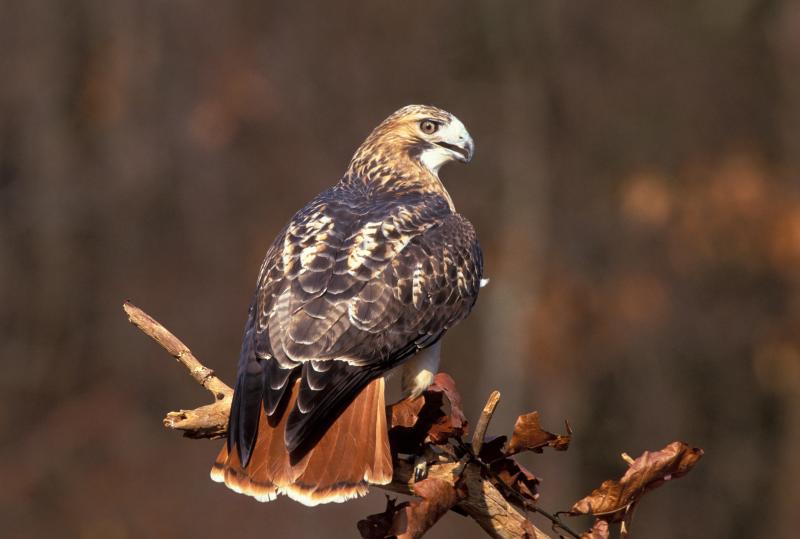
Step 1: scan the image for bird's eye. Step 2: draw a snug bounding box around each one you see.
[419,120,439,135]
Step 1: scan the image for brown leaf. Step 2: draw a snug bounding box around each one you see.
[506,412,572,455]
[427,372,467,435]
[357,479,464,539]
[491,458,540,503]
[357,496,406,539]
[389,394,426,429]
[478,434,508,462]
[570,441,704,522]
[581,519,610,539]
[387,395,428,454]
[387,372,468,453]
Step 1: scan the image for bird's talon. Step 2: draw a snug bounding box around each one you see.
[413,456,428,482]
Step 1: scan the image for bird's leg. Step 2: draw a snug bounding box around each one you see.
[400,343,442,481]
[400,342,441,400]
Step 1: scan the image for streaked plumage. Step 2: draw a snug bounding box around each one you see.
[211,104,483,505]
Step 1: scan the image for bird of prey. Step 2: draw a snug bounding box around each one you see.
[211,104,484,506]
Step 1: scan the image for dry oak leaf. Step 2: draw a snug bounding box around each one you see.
[387,373,468,454]
[505,411,572,455]
[389,394,427,429]
[490,457,540,503]
[570,441,703,521]
[358,496,404,538]
[357,478,465,539]
[425,372,468,443]
[581,519,610,539]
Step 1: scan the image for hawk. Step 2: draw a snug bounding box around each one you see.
[211,105,484,506]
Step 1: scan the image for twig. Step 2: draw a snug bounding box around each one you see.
[472,390,501,456]
[123,301,232,399]
[528,506,581,539]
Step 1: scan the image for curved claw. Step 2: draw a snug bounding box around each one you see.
[413,455,429,482]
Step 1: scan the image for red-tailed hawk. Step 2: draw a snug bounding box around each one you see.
[211,105,483,505]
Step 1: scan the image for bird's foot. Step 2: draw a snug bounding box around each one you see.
[413,455,429,482]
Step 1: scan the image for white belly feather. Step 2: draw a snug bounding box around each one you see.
[399,341,441,399]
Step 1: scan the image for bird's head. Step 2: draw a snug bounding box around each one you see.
[352,105,474,178]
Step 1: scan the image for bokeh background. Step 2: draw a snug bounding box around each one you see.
[3,1,800,537]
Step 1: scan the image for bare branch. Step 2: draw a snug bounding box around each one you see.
[123,301,232,439]
[123,301,232,398]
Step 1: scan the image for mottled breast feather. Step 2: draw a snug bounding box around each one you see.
[229,171,483,465]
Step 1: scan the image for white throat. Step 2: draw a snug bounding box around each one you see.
[419,148,451,176]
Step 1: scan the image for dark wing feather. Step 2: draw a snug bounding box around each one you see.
[229,184,483,464]
[228,227,294,466]
[228,299,269,466]
[285,211,483,454]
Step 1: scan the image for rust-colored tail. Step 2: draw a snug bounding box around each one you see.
[210,377,392,506]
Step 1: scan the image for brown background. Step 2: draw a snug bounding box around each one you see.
[2,1,800,538]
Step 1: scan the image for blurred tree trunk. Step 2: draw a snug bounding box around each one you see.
[476,2,551,430]
[767,2,800,536]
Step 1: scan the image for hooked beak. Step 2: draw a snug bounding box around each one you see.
[435,137,474,163]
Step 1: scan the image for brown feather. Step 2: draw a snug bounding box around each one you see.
[211,377,391,506]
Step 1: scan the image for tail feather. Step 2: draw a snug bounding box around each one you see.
[211,376,392,506]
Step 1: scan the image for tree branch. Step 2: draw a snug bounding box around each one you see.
[124,301,553,538]
[124,301,232,438]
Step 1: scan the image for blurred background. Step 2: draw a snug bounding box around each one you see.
[2,1,799,537]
